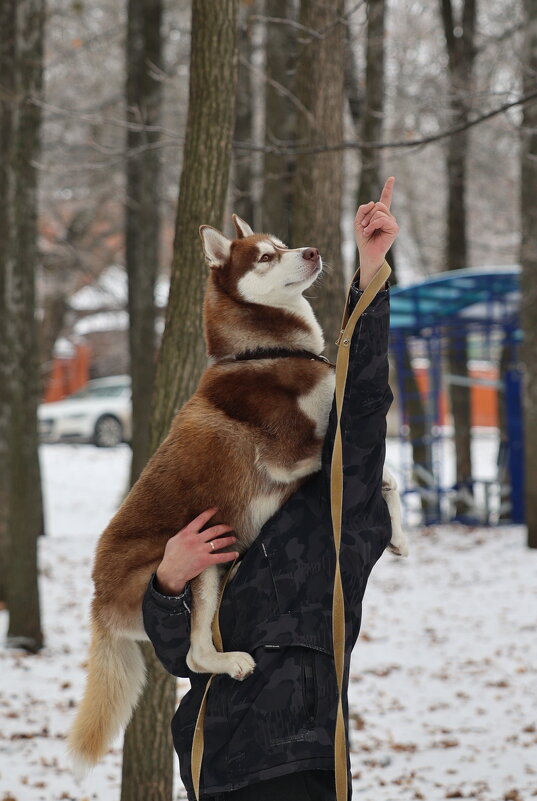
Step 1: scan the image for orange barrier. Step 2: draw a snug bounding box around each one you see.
[43,344,90,403]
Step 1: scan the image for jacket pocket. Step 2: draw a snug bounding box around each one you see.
[301,647,318,725]
[261,541,334,616]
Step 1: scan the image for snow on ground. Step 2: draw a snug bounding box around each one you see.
[350,525,537,800]
[1,443,536,800]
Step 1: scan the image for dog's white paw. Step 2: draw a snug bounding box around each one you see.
[223,651,256,681]
[186,647,256,679]
[388,530,409,557]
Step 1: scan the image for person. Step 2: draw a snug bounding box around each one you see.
[142,177,400,801]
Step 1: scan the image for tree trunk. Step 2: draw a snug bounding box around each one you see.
[120,2,238,798]
[4,0,46,650]
[0,0,17,603]
[39,292,67,394]
[261,0,298,242]
[357,0,385,210]
[520,0,537,548]
[232,1,254,225]
[355,0,434,519]
[291,0,345,363]
[125,0,163,486]
[440,0,477,516]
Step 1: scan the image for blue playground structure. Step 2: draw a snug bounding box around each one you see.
[389,265,523,526]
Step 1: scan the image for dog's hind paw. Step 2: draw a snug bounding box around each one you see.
[388,533,409,557]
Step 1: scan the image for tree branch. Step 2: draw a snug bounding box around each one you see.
[234,89,537,155]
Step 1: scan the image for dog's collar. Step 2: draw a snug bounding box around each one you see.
[215,347,334,366]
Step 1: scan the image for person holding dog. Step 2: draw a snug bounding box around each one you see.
[143,177,399,801]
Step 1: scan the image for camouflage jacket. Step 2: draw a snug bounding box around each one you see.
[142,282,393,800]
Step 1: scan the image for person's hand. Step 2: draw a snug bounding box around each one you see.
[354,176,400,289]
[155,508,239,595]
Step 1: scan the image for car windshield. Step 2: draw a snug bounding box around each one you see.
[69,384,128,400]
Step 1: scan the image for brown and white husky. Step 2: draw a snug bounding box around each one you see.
[67,214,407,773]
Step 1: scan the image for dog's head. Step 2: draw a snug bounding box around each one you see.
[199,214,322,307]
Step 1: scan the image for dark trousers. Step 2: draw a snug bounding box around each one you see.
[202,769,337,801]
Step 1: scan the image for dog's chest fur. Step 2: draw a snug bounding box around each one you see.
[196,356,336,543]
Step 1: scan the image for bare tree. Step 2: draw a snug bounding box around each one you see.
[1,0,46,650]
[39,196,123,395]
[291,0,346,362]
[232,0,255,224]
[520,0,537,549]
[0,0,17,602]
[120,2,238,798]
[353,1,434,517]
[440,0,477,515]
[125,0,163,485]
[261,0,298,242]
[356,0,385,209]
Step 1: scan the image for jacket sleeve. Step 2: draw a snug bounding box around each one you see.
[320,273,393,527]
[142,573,192,678]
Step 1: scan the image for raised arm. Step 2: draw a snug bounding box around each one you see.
[320,177,398,524]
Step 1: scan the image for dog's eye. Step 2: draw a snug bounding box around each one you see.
[259,253,272,262]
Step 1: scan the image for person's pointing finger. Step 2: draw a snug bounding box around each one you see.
[379,176,395,210]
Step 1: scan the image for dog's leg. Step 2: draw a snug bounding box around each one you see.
[186,564,256,680]
[263,452,322,484]
[382,468,409,557]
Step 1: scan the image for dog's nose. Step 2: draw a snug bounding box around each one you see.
[303,247,319,261]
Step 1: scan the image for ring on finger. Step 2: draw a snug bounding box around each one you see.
[209,541,215,551]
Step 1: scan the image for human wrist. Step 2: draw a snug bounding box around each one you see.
[358,259,385,289]
[155,566,187,596]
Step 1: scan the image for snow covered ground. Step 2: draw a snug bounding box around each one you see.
[1,443,536,801]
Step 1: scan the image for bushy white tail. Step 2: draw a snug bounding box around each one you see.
[67,620,146,777]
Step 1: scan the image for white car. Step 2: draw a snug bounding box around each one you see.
[38,375,132,447]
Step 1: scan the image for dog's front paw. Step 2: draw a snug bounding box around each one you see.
[186,647,256,678]
[223,651,256,681]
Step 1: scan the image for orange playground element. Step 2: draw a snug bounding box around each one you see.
[414,364,499,428]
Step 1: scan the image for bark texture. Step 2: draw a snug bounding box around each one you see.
[440,0,477,515]
[1,0,45,649]
[261,0,298,243]
[232,1,255,225]
[120,2,238,798]
[520,0,537,548]
[355,1,432,517]
[356,0,385,210]
[291,0,345,363]
[150,0,238,449]
[125,0,163,485]
[0,0,17,603]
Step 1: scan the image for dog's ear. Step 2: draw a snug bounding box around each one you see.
[232,213,254,239]
[199,226,231,269]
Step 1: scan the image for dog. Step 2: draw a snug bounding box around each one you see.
[67,214,408,773]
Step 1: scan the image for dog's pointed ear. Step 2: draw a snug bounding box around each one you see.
[199,225,231,269]
[232,213,254,239]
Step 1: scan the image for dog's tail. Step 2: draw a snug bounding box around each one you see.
[67,618,146,777]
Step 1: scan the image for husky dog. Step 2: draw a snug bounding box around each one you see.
[68,215,407,773]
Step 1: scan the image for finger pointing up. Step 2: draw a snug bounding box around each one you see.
[379,175,395,210]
